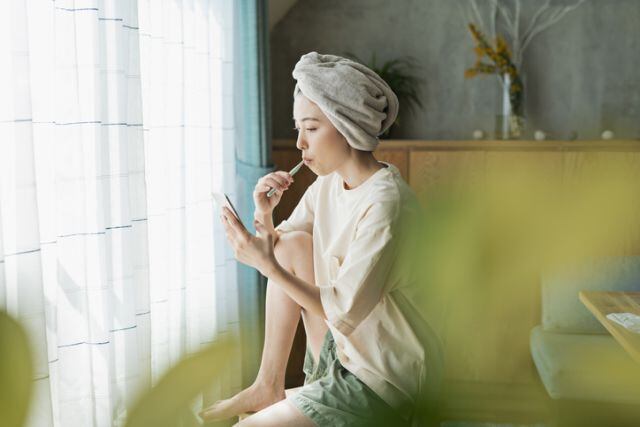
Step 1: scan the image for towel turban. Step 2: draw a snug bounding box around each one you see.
[292,51,399,152]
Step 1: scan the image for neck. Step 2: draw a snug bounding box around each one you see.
[337,150,384,190]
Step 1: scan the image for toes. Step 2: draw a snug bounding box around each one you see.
[199,404,223,420]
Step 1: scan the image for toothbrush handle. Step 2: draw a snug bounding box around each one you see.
[266,160,304,198]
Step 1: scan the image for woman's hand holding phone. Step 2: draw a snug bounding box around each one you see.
[216,169,294,274]
[220,206,276,277]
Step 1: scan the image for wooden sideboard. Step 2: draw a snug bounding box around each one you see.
[272,138,640,423]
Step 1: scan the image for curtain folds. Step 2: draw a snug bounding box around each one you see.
[0,1,249,426]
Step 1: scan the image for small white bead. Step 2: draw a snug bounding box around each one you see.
[601,130,614,140]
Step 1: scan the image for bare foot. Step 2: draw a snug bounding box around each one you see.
[198,381,285,422]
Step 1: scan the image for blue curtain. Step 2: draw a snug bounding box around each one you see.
[233,0,274,386]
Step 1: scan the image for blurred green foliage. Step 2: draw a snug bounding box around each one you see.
[405,154,640,426]
[125,337,235,427]
[0,310,34,427]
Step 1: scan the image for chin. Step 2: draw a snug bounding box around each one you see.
[310,164,333,177]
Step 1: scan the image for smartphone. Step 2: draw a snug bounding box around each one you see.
[212,192,243,226]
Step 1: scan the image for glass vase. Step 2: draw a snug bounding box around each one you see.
[495,72,525,140]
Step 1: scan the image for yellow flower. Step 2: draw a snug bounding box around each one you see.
[466,21,521,89]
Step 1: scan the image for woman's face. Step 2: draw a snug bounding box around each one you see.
[293,93,351,176]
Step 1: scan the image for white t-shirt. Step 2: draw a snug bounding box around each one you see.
[275,161,434,417]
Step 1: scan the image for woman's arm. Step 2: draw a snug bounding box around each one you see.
[222,207,323,317]
[254,210,282,245]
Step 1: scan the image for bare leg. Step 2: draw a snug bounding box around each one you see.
[200,231,315,422]
[233,399,315,427]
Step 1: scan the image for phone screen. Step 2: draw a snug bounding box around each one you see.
[212,192,243,225]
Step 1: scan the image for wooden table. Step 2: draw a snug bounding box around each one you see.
[579,291,640,364]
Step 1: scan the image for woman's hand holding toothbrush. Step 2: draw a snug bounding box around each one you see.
[253,160,304,216]
[252,160,305,244]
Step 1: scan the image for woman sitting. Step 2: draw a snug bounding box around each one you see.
[201,52,438,426]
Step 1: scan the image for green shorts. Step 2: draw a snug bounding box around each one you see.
[287,329,410,427]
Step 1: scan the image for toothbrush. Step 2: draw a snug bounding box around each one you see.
[267,160,305,198]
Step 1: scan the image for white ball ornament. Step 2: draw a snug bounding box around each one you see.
[601,130,614,140]
[534,130,546,141]
[472,129,485,140]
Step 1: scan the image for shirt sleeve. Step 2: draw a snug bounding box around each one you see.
[319,199,401,336]
[274,178,318,235]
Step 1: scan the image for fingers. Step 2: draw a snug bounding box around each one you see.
[254,183,269,193]
[254,171,294,196]
[221,217,237,248]
[262,173,287,187]
[254,182,283,195]
[261,172,293,188]
[255,186,283,199]
[274,171,294,184]
[265,177,289,191]
[255,178,288,196]
[255,183,277,193]
[222,207,250,242]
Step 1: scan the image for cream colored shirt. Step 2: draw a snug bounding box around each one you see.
[275,161,432,417]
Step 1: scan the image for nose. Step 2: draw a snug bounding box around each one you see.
[295,132,307,151]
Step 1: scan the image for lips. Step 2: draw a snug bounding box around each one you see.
[302,157,313,164]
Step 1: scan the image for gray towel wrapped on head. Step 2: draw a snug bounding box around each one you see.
[292,51,399,152]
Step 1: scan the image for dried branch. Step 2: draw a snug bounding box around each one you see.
[513,0,521,62]
[518,0,587,64]
[464,0,587,69]
[521,0,553,47]
[470,0,486,33]
[489,0,515,38]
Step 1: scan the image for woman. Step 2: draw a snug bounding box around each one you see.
[200,52,434,426]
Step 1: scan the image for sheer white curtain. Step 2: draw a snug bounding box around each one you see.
[0,1,240,426]
[137,0,241,413]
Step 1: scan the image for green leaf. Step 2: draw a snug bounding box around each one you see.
[0,311,33,427]
[125,336,236,427]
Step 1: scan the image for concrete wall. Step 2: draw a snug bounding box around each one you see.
[269,0,640,141]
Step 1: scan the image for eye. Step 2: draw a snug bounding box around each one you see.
[307,128,317,132]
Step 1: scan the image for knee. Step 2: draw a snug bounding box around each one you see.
[274,231,312,269]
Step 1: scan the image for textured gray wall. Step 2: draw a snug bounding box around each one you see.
[269,0,640,141]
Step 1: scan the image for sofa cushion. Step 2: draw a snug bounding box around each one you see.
[530,325,640,404]
[542,256,640,334]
